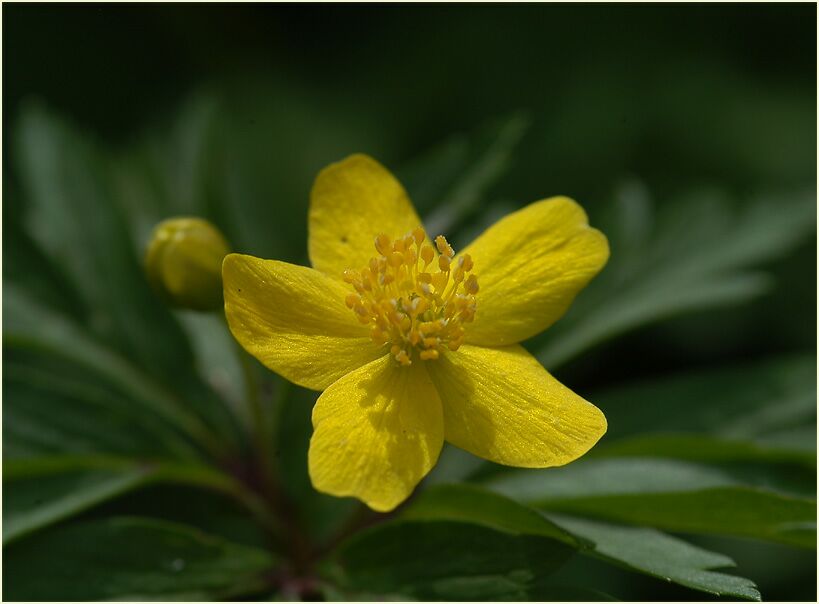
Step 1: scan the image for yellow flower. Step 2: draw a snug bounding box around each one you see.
[223,154,610,512]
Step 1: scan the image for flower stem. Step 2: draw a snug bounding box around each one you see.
[235,340,279,491]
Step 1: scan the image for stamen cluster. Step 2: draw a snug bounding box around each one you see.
[343,227,479,366]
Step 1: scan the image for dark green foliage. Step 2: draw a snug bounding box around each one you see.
[3,5,815,601]
[4,517,276,600]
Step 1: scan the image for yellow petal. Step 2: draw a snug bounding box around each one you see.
[309,355,444,512]
[427,344,606,467]
[223,253,385,391]
[308,154,424,277]
[462,197,609,346]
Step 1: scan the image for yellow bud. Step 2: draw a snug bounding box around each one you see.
[145,217,230,311]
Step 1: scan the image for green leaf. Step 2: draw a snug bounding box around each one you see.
[272,383,367,547]
[3,456,276,547]
[189,78,386,262]
[425,443,489,485]
[4,285,225,458]
[485,457,816,548]
[548,489,815,550]
[3,517,276,600]
[583,355,816,476]
[398,112,530,236]
[12,104,242,449]
[3,201,86,321]
[4,346,199,461]
[593,434,815,467]
[3,458,151,544]
[85,482,274,550]
[15,104,193,385]
[111,94,224,248]
[174,312,247,421]
[534,187,816,368]
[403,483,584,548]
[329,519,575,600]
[547,514,761,601]
[403,484,759,600]
[596,354,816,444]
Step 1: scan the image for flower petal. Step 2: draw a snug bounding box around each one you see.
[223,253,385,391]
[309,355,444,512]
[427,344,606,467]
[462,197,609,346]
[308,154,424,278]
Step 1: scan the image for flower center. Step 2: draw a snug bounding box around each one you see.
[343,227,479,366]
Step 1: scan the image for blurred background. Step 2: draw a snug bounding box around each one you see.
[4,3,816,601]
[6,3,815,376]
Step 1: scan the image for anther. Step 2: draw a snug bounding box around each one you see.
[420,245,435,266]
[345,293,360,308]
[375,234,392,256]
[435,235,454,257]
[388,252,404,267]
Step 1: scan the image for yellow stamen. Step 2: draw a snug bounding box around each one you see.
[374,234,392,255]
[343,227,478,366]
[420,245,435,266]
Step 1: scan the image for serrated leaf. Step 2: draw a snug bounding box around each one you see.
[3,517,277,600]
[547,514,761,601]
[485,457,816,548]
[402,483,759,599]
[330,519,575,600]
[534,187,816,368]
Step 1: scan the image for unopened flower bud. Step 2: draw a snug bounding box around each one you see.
[145,217,230,311]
